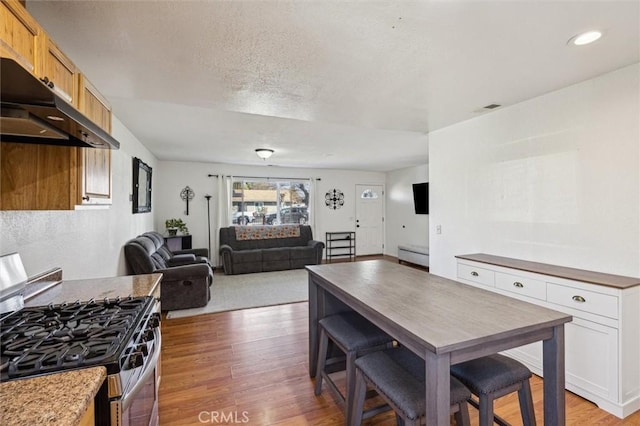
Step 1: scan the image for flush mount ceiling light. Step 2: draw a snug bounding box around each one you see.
[568,30,602,46]
[255,148,274,160]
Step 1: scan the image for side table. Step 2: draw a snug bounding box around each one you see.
[164,234,192,251]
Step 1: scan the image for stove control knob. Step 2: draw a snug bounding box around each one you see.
[146,329,156,341]
[129,352,144,369]
[148,313,161,328]
[136,344,148,356]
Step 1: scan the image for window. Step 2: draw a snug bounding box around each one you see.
[360,188,379,199]
[231,178,311,225]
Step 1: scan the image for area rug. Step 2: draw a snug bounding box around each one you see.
[166,269,309,319]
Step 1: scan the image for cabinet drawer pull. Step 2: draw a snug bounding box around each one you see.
[470,271,479,277]
[513,282,524,288]
[572,295,586,303]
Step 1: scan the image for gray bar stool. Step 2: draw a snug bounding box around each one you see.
[450,354,536,426]
[352,346,471,426]
[315,311,395,424]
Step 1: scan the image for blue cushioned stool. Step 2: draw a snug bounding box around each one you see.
[315,311,395,424]
[352,347,471,426]
[450,354,536,426]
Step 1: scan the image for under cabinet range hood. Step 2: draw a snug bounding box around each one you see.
[0,58,120,149]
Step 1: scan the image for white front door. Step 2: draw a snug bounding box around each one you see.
[355,184,384,256]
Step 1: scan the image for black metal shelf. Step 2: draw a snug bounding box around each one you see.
[325,231,356,263]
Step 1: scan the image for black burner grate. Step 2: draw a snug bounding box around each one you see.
[0,296,150,379]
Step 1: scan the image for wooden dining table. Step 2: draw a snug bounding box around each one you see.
[307,260,572,425]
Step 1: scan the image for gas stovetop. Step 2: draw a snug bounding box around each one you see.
[0,296,153,380]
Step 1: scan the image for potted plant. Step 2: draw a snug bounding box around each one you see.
[165,218,188,236]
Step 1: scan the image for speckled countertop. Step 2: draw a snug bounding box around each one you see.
[0,367,106,425]
[25,273,162,306]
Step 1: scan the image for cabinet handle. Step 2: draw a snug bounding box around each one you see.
[572,295,586,303]
[513,282,524,288]
[470,271,479,277]
[39,76,54,88]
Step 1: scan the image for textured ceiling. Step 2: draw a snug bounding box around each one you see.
[28,1,639,172]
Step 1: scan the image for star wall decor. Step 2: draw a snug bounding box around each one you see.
[325,189,345,210]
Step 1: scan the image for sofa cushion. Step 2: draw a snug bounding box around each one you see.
[232,249,263,263]
[289,246,315,260]
[262,247,291,261]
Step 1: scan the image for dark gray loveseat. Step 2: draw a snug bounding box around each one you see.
[124,231,213,311]
[219,225,324,275]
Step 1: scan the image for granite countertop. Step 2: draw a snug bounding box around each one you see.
[25,273,162,306]
[0,367,106,426]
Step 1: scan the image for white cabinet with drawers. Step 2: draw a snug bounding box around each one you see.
[456,254,640,419]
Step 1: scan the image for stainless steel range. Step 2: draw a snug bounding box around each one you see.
[0,253,161,426]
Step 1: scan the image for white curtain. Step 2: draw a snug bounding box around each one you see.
[213,175,232,267]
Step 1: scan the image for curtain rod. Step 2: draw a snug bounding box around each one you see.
[207,174,321,181]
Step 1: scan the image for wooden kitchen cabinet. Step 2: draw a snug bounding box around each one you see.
[77,75,113,205]
[78,399,96,426]
[0,0,114,210]
[41,35,79,106]
[1,142,78,210]
[0,78,112,210]
[1,1,78,106]
[0,0,43,74]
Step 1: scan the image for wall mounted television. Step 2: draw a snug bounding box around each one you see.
[412,182,428,214]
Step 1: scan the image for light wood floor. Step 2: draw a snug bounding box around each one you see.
[158,268,640,425]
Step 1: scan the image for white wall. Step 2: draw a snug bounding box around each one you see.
[154,161,385,265]
[0,116,157,279]
[429,63,640,279]
[385,164,429,257]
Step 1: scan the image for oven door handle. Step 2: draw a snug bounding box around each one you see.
[120,327,161,412]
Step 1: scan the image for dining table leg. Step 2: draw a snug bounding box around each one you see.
[308,275,322,377]
[543,324,566,425]
[425,350,451,425]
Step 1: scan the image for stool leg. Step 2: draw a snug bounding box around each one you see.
[478,394,495,426]
[314,328,329,396]
[454,401,471,426]
[345,350,357,424]
[518,380,536,426]
[351,369,367,426]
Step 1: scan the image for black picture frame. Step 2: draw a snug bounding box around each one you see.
[132,157,152,213]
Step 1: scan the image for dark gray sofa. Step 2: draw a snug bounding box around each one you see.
[124,231,213,311]
[219,225,324,275]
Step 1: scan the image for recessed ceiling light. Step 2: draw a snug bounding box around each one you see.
[568,30,602,46]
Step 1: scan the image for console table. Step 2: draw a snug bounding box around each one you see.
[456,253,640,418]
[306,260,572,425]
[164,234,192,251]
